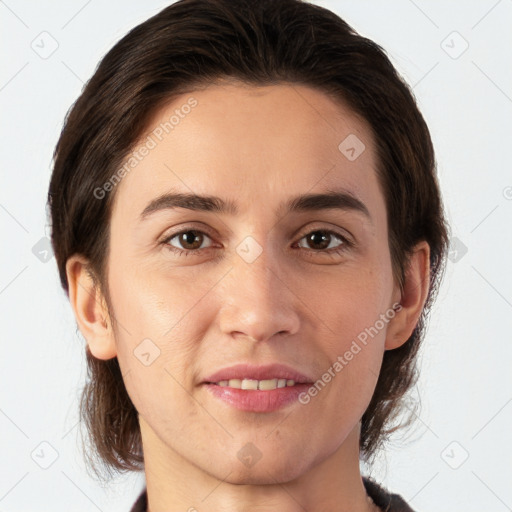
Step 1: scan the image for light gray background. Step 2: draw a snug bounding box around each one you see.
[1,1,511,510]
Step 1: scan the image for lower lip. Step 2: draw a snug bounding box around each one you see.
[203,383,311,413]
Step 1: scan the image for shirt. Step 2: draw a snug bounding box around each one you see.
[129,477,415,511]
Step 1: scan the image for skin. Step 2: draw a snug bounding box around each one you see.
[66,82,430,512]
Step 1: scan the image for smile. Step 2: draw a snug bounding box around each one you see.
[214,378,296,390]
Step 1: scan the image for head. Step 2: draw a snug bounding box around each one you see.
[48,0,449,482]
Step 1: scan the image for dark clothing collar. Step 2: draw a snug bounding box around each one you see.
[130,477,414,511]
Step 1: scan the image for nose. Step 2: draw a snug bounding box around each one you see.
[217,242,301,343]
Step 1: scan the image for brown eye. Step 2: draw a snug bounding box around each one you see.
[298,230,346,252]
[165,230,213,252]
[179,231,203,249]
[304,231,330,250]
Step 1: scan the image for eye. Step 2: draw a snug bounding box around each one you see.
[161,227,351,258]
[163,229,214,255]
[295,229,350,254]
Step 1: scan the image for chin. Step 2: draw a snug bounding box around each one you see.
[222,465,306,486]
[204,450,312,486]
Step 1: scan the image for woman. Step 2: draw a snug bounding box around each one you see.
[47,0,450,510]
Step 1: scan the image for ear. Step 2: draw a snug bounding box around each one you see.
[385,240,430,351]
[65,254,117,360]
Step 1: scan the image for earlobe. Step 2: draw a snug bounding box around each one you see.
[65,255,117,360]
[385,241,430,351]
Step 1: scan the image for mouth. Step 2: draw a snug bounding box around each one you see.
[202,363,314,412]
[203,362,313,387]
[208,378,298,390]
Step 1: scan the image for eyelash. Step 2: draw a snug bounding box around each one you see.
[161,227,353,258]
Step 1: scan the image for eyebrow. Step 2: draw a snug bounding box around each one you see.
[140,188,372,222]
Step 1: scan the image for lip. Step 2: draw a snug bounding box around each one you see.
[203,382,312,413]
[201,363,315,413]
[202,363,314,384]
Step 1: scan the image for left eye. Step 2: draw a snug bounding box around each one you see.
[296,230,347,252]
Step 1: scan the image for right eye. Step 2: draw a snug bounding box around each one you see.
[162,229,215,256]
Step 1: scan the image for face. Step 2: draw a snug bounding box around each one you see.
[105,82,400,483]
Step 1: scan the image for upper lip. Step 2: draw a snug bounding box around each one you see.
[203,363,314,384]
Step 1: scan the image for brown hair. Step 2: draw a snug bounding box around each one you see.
[48,0,450,479]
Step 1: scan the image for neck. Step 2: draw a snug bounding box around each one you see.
[140,417,376,512]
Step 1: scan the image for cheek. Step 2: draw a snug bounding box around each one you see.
[106,264,204,411]
[107,254,223,344]
[294,259,391,416]
[298,257,392,349]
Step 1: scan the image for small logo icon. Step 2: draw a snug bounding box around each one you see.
[441,441,469,469]
[133,338,161,366]
[338,134,366,161]
[31,31,59,59]
[237,442,262,468]
[31,441,59,469]
[32,236,53,263]
[441,31,469,59]
[236,236,263,264]
[448,237,468,263]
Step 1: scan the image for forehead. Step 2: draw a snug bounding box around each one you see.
[111,82,382,224]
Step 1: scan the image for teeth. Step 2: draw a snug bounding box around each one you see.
[215,378,296,390]
[241,379,259,390]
